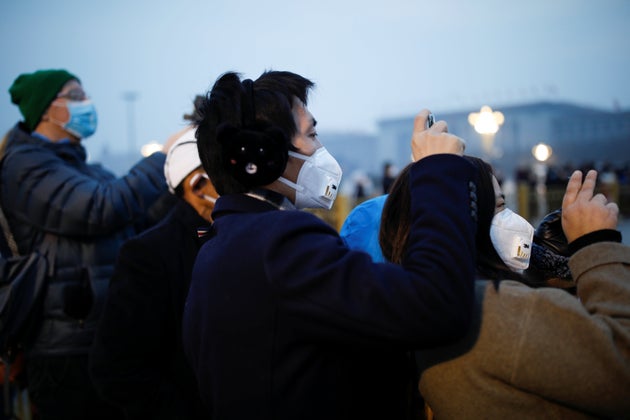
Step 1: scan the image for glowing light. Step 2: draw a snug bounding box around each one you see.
[468,106,505,135]
[141,141,163,157]
[532,143,552,162]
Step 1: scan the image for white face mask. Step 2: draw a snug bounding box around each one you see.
[278,147,343,209]
[489,208,535,272]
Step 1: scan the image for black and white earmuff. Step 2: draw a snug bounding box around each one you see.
[217,79,288,188]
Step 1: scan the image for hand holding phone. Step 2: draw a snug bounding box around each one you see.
[411,110,465,161]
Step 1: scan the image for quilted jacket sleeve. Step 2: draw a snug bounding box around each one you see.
[2,143,167,236]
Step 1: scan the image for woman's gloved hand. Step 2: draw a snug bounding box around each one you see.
[533,209,569,257]
[527,209,575,294]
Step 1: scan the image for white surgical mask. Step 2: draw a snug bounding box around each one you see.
[490,208,535,272]
[278,147,343,209]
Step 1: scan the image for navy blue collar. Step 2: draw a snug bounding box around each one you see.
[245,188,295,211]
[211,189,295,220]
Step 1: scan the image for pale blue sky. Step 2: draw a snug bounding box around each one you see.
[1,0,629,159]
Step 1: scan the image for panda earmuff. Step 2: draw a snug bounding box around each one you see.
[217,79,288,188]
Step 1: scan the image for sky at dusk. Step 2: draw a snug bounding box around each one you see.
[1,0,629,159]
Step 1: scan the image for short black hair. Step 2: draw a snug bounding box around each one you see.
[194,70,314,195]
[380,156,519,281]
[462,156,514,279]
[183,95,205,122]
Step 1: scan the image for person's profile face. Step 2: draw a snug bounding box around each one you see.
[42,80,87,123]
[184,168,219,222]
[279,98,329,195]
[492,175,506,215]
[290,99,321,155]
[46,80,86,124]
[56,80,87,102]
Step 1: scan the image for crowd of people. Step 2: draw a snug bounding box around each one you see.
[518,161,630,187]
[0,68,628,419]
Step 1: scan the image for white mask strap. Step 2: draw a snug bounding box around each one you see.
[278,176,305,192]
[287,150,310,160]
[278,151,309,192]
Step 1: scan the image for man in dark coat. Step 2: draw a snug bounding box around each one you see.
[2,69,176,419]
[183,70,477,420]
[90,127,217,419]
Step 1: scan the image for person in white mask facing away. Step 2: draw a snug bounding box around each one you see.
[182,70,479,420]
[90,125,218,420]
[379,156,630,419]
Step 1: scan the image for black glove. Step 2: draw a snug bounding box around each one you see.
[527,209,575,294]
[533,209,569,257]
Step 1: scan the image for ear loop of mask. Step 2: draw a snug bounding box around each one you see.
[277,151,308,192]
[277,177,303,193]
[47,100,70,127]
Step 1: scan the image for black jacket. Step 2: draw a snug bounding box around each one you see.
[90,200,208,419]
[0,123,168,356]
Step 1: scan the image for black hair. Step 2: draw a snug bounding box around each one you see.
[173,183,185,198]
[183,95,205,122]
[380,156,521,281]
[462,156,521,281]
[194,70,315,195]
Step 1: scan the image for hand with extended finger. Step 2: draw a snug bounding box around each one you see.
[410,109,466,162]
[561,170,619,243]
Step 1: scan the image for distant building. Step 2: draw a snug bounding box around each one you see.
[93,101,630,192]
[321,131,379,175]
[319,131,380,196]
[376,101,630,181]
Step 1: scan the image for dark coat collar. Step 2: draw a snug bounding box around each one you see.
[8,123,87,162]
[172,198,208,226]
[212,189,295,220]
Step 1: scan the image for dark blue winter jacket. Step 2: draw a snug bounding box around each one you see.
[183,154,478,420]
[0,123,168,356]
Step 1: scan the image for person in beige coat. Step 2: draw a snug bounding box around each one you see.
[380,158,630,418]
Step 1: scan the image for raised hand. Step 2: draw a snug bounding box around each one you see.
[561,170,619,243]
[410,109,466,162]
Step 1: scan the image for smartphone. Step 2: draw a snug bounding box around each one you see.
[426,113,435,129]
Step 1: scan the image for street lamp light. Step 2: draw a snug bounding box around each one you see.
[141,141,163,157]
[468,105,519,214]
[532,143,552,162]
[532,142,553,220]
[468,105,504,160]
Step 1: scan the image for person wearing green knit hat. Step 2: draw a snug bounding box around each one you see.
[1,70,181,419]
[9,69,78,132]
[8,69,97,143]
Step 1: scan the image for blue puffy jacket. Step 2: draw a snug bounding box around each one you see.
[0,123,168,356]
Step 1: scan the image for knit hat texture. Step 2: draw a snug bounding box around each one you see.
[9,69,78,131]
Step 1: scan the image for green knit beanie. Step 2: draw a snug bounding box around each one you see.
[9,69,79,132]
